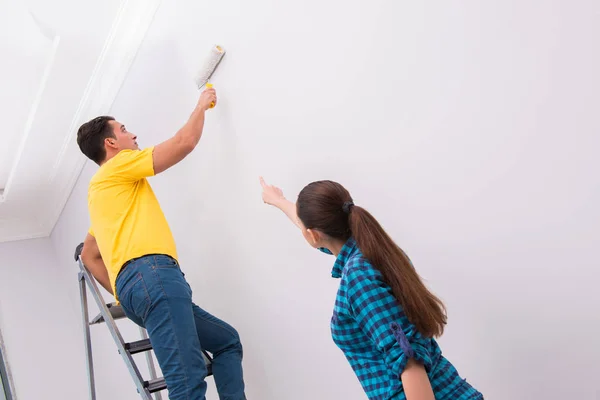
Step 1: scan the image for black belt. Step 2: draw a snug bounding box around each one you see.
[117,253,175,279]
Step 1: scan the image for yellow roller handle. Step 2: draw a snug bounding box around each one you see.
[206,83,215,108]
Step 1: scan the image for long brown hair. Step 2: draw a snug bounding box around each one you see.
[297,180,447,338]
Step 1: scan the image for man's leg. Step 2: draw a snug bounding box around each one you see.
[117,256,209,400]
[192,304,246,400]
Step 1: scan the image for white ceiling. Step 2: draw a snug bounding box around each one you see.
[0,0,160,242]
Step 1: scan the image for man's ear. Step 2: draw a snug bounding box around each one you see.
[105,137,117,149]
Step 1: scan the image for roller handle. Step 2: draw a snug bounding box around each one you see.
[206,83,215,108]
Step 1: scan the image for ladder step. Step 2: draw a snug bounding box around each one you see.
[124,340,214,373]
[143,365,213,394]
[125,338,153,355]
[90,303,127,325]
[145,377,167,393]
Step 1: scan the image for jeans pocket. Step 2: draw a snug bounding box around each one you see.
[121,273,151,322]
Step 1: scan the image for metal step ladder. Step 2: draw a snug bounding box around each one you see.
[75,243,213,399]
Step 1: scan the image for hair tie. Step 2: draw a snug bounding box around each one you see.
[342,201,354,214]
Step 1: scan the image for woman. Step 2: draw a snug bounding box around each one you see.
[259,177,483,400]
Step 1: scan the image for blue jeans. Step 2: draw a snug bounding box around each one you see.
[115,254,246,400]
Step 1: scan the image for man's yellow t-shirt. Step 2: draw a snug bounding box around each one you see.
[87,147,178,298]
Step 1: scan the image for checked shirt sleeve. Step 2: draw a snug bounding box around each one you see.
[345,260,434,377]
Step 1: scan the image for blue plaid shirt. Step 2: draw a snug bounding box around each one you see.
[320,238,483,400]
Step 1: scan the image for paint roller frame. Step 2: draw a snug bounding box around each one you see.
[195,45,226,90]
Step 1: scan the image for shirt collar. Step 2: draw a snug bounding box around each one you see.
[331,237,358,278]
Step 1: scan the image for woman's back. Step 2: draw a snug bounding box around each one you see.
[328,238,483,400]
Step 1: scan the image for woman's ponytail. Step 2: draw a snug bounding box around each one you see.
[349,206,446,337]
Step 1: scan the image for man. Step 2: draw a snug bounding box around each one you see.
[78,87,246,400]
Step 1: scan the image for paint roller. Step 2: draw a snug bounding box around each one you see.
[195,45,226,108]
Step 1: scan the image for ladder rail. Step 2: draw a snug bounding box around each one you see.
[79,273,97,400]
[78,256,154,399]
[139,327,162,400]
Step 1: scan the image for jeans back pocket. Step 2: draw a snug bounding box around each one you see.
[120,272,151,322]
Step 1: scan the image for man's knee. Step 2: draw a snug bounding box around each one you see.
[229,326,243,354]
[218,325,243,358]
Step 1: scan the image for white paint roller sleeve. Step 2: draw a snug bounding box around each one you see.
[195,45,226,90]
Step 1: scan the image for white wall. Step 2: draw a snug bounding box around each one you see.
[51,1,600,399]
[0,238,88,399]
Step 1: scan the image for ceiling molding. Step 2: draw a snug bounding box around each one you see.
[0,0,162,243]
[0,27,60,204]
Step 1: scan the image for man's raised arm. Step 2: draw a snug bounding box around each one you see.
[152,87,217,174]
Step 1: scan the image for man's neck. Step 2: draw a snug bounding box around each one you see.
[100,151,119,166]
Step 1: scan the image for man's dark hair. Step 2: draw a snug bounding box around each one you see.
[76,116,115,164]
